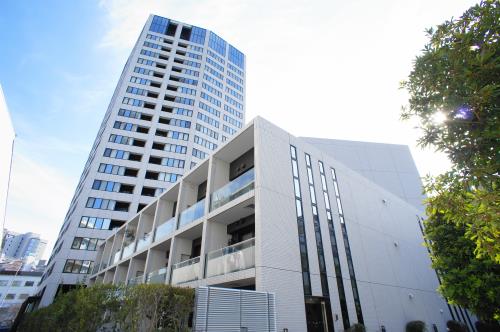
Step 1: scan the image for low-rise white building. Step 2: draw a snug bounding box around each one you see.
[0,270,42,327]
[0,271,41,307]
[90,117,463,331]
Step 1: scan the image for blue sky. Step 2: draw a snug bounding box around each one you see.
[1,0,478,257]
[1,1,121,173]
[1,1,129,257]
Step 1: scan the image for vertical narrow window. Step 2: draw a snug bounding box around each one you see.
[319,160,350,329]
[330,168,364,324]
[304,154,330,297]
[290,145,311,296]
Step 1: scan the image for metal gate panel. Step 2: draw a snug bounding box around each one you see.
[193,287,209,331]
[268,293,277,332]
[193,287,277,332]
[241,290,270,332]
[206,287,241,332]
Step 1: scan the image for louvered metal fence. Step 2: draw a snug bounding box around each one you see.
[193,286,277,332]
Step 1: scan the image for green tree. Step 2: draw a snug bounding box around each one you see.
[424,214,500,321]
[18,284,121,332]
[18,284,194,332]
[401,0,500,323]
[117,284,193,332]
[401,0,499,262]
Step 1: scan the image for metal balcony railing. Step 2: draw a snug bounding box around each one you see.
[171,256,201,284]
[113,250,122,264]
[137,232,153,251]
[127,275,144,286]
[205,238,255,278]
[146,267,168,284]
[178,199,205,229]
[154,217,176,242]
[210,168,255,211]
[122,241,136,259]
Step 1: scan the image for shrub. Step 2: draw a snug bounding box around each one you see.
[18,284,194,332]
[406,320,427,332]
[475,320,500,332]
[447,320,467,332]
[346,323,366,332]
[117,284,194,332]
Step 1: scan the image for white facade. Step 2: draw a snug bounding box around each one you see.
[38,15,246,307]
[0,271,41,328]
[0,85,15,251]
[90,117,453,332]
[0,272,41,308]
[301,137,425,210]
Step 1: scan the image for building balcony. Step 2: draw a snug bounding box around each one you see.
[113,250,122,264]
[178,199,205,229]
[91,263,101,275]
[137,232,153,251]
[210,168,254,211]
[100,261,108,271]
[154,217,176,242]
[205,238,255,278]
[122,241,136,259]
[146,267,168,284]
[171,256,201,284]
[127,275,143,286]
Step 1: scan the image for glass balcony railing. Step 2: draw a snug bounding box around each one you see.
[210,168,255,211]
[178,199,205,229]
[113,250,122,264]
[154,217,176,242]
[127,275,144,286]
[122,241,136,259]
[100,261,108,271]
[91,263,101,275]
[146,267,168,284]
[137,232,153,251]
[205,238,255,278]
[171,256,201,284]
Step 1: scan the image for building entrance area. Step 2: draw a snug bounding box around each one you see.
[305,296,334,332]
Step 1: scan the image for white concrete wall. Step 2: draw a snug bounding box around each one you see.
[0,273,41,307]
[88,117,451,331]
[257,118,451,331]
[301,137,425,210]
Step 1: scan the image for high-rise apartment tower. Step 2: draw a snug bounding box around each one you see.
[1,230,47,262]
[37,14,246,306]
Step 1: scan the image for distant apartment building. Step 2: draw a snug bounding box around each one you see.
[38,15,246,306]
[0,85,15,251]
[90,117,473,331]
[1,230,47,262]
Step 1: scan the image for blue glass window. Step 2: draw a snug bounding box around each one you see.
[150,15,169,34]
[228,45,244,69]
[190,26,206,45]
[208,32,227,56]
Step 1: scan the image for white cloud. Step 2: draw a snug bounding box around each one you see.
[5,153,76,259]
